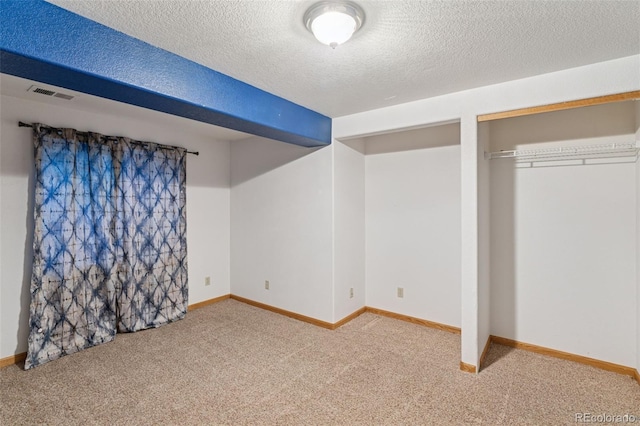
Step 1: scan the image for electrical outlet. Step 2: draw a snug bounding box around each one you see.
[265,280,270,290]
[397,287,404,298]
[349,288,354,298]
[204,276,211,286]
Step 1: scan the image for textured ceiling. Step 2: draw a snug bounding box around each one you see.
[46,0,640,118]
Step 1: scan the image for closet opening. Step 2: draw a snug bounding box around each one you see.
[486,99,639,371]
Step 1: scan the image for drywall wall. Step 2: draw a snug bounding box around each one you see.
[636,101,640,374]
[0,97,3,347]
[0,94,232,359]
[477,122,491,364]
[335,55,639,368]
[333,139,365,322]
[230,136,334,323]
[489,102,637,367]
[460,116,480,367]
[365,124,461,327]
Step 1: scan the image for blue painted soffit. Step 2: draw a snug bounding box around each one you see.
[0,0,331,147]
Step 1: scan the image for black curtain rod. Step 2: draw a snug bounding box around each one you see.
[18,122,199,156]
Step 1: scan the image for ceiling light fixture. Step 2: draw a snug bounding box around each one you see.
[304,1,365,49]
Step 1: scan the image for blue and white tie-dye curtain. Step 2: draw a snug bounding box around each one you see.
[114,139,188,332]
[26,126,119,370]
[25,125,188,369]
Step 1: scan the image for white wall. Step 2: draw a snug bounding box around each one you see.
[0,94,231,359]
[477,122,491,364]
[460,116,480,366]
[0,94,4,358]
[365,124,461,327]
[230,137,334,322]
[335,55,640,369]
[333,139,365,322]
[636,101,640,373]
[3,56,638,367]
[489,102,637,367]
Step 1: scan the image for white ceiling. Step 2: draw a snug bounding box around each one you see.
[36,0,640,118]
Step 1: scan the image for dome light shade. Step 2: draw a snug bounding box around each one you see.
[304,2,365,48]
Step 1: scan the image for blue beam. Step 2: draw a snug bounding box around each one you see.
[0,0,331,147]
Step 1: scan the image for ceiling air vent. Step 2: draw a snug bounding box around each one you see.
[27,85,75,100]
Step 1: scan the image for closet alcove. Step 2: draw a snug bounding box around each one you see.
[485,99,639,369]
[336,121,462,335]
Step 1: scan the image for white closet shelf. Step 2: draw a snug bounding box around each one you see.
[486,141,640,162]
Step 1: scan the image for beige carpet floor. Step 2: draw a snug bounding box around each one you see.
[1,299,638,425]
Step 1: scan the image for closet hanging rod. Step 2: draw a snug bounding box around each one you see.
[486,141,640,161]
[18,122,199,156]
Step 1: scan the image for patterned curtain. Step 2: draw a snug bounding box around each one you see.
[115,140,188,332]
[25,125,188,369]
